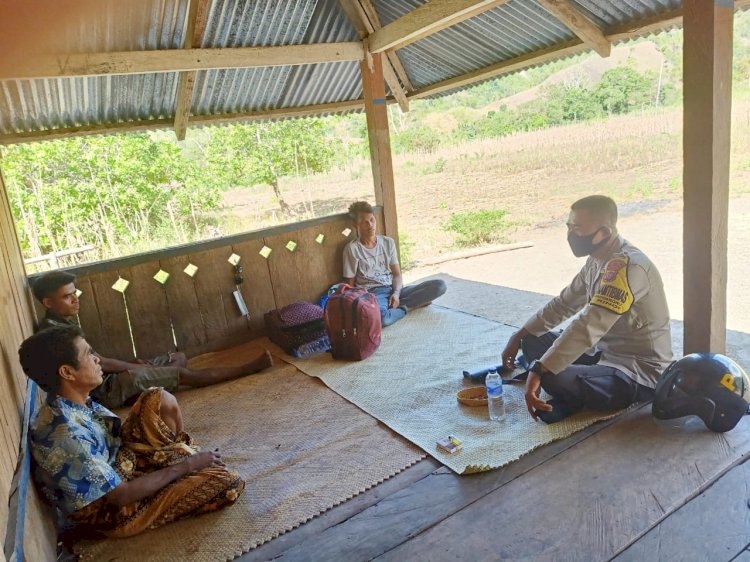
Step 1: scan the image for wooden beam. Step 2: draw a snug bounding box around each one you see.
[536,0,610,58]
[0,119,175,145]
[188,99,367,126]
[409,39,585,100]
[338,0,411,112]
[338,0,369,36]
[408,0,750,101]
[0,42,365,80]
[367,0,509,54]
[356,0,415,91]
[5,1,750,145]
[682,0,734,354]
[174,74,197,141]
[385,51,414,93]
[173,0,211,141]
[0,99,379,145]
[360,53,399,244]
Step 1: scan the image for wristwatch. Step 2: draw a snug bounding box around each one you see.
[529,361,550,377]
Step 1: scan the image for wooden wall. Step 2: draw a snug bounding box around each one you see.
[7,190,378,557]
[0,166,56,560]
[30,210,378,360]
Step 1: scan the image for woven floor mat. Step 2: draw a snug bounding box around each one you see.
[76,355,425,561]
[283,306,623,474]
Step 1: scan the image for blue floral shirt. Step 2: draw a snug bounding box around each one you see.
[30,396,122,514]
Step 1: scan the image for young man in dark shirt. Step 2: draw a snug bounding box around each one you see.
[33,271,272,409]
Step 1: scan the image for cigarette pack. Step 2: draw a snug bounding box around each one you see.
[436,435,463,455]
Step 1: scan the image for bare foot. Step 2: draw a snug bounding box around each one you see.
[248,350,273,373]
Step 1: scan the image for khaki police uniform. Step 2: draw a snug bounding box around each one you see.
[521,236,673,416]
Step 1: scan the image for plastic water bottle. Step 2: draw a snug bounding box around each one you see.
[486,370,505,422]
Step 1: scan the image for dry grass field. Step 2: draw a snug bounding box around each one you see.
[221,101,750,267]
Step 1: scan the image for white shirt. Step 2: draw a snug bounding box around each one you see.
[343,235,398,289]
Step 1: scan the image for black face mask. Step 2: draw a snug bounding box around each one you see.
[567,228,610,257]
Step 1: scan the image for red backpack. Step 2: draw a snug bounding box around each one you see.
[324,284,381,361]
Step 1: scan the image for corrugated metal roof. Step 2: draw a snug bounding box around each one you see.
[0,0,719,140]
[376,0,575,90]
[192,0,361,117]
[573,0,679,29]
[0,74,179,134]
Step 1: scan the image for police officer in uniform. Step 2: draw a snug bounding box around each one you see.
[501,195,673,423]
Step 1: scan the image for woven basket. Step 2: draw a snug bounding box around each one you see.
[456,386,488,407]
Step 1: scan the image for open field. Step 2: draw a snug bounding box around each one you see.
[222,101,750,266]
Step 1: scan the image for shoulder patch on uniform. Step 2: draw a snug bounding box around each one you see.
[591,255,634,315]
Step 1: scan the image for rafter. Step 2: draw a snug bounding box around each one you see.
[174,0,211,141]
[537,0,610,58]
[338,0,411,112]
[0,100,373,145]
[188,99,367,127]
[0,119,175,145]
[5,0,750,146]
[0,42,365,80]
[356,0,414,92]
[407,0,750,102]
[409,39,585,100]
[367,0,509,54]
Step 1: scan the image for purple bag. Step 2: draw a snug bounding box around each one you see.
[265,301,326,355]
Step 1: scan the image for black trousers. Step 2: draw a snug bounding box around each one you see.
[521,332,654,413]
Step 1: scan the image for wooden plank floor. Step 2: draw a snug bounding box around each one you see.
[239,405,750,562]
[615,458,750,562]
[240,404,626,562]
[236,277,750,562]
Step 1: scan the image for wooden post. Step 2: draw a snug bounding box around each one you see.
[683,0,734,354]
[361,52,399,246]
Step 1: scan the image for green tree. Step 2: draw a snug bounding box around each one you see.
[595,67,654,115]
[205,118,338,215]
[544,83,603,122]
[392,125,443,154]
[1,134,220,263]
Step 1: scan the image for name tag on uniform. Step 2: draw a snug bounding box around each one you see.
[591,255,634,314]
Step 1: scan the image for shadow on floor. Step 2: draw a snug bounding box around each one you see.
[410,272,750,368]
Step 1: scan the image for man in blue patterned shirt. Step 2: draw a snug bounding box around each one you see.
[20,325,245,537]
[32,386,123,515]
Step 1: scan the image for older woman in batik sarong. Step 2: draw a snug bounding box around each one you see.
[19,325,245,538]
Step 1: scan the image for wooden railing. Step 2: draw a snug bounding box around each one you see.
[29,210,378,360]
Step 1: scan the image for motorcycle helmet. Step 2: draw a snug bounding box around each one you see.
[652,353,750,432]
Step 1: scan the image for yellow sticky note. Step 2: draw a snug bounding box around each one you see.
[75,289,83,298]
[342,228,352,237]
[286,241,297,252]
[315,234,325,244]
[153,270,170,284]
[259,246,272,259]
[183,263,198,277]
[112,278,130,293]
[228,253,241,266]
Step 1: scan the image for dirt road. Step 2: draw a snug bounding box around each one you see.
[405,195,750,362]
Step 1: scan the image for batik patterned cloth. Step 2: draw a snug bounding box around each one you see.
[70,387,245,538]
[30,396,123,514]
[71,388,245,537]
